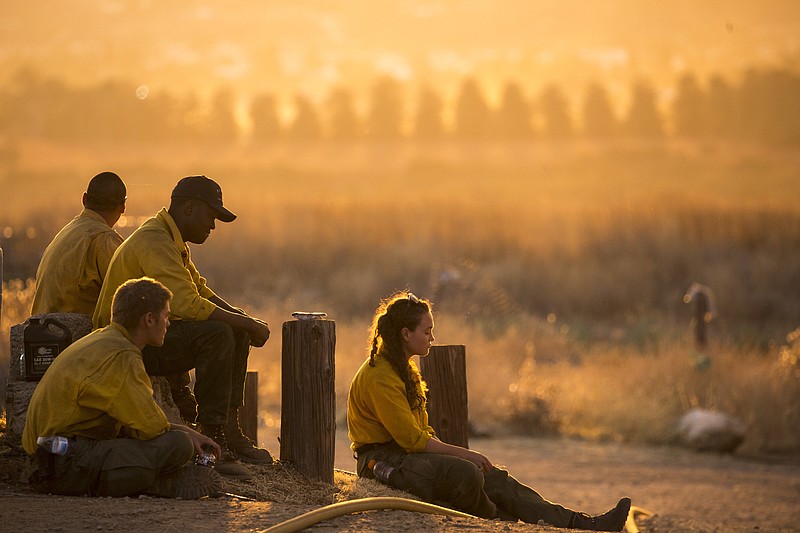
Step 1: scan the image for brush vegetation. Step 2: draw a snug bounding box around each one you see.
[1,139,798,455]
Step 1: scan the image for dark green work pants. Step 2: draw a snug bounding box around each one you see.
[143,320,250,426]
[357,441,575,526]
[26,431,193,497]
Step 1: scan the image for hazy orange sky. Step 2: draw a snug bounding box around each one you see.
[2,0,799,108]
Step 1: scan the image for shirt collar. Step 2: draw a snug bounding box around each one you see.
[156,208,189,252]
[80,208,111,226]
[108,322,135,344]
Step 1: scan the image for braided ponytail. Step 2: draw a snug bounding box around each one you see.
[367,291,431,410]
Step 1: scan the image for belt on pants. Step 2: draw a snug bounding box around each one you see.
[354,441,391,457]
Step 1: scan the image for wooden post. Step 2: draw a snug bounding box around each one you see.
[419,344,469,448]
[684,282,715,350]
[241,371,259,444]
[693,292,709,349]
[1,246,3,324]
[280,318,336,483]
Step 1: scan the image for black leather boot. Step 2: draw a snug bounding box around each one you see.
[170,385,198,424]
[224,407,274,464]
[569,497,631,531]
[199,424,254,480]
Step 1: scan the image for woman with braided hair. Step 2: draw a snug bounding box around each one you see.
[346,291,631,531]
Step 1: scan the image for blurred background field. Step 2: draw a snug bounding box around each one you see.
[1,0,799,457]
[2,139,799,456]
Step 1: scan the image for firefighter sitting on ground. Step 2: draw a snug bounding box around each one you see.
[23,277,222,499]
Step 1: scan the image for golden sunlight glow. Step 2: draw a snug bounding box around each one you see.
[0,0,799,471]
[2,1,798,118]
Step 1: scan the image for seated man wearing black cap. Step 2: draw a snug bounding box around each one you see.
[93,175,271,480]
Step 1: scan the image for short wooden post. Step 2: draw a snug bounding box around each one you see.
[280,318,336,483]
[693,292,709,349]
[0,246,4,323]
[419,344,469,448]
[241,371,259,443]
[684,283,715,350]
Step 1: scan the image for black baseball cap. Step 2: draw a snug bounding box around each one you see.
[171,175,236,223]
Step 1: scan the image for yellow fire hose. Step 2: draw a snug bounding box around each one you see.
[259,496,655,533]
[260,496,474,532]
[625,506,655,533]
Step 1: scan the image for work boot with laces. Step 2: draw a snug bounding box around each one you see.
[224,407,274,464]
[170,385,198,424]
[200,424,254,480]
[569,497,631,531]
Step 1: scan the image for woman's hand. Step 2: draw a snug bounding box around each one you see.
[458,448,493,472]
[424,437,493,472]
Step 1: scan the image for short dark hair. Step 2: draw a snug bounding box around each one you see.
[111,277,172,331]
[85,172,126,211]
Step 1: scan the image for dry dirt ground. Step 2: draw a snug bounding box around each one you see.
[1,430,798,533]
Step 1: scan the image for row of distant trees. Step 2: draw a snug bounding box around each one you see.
[1,66,798,146]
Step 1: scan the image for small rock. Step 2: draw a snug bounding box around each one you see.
[676,408,746,453]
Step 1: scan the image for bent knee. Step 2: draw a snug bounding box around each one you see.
[440,457,486,497]
[160,430,195,459]
[205,320,236,340]
[195,321,237,354]
[451,458,485,485]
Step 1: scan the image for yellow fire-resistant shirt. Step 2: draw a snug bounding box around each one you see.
[93,208,218,328]
[22,323,170,455]
[31,209,123,316]
[347,351,436,454]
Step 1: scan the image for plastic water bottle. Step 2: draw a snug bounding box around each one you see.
[37,436,71,455]
[367,459,396,484]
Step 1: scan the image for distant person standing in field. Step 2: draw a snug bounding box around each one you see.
[31,171,127,315]
[93,175,271,480]
[23,277,222,499]
[347,291,631,531]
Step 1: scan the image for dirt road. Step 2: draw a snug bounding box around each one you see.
[1,431,798,532]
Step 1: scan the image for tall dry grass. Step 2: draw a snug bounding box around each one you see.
[502,325,800,454]
[0,279,35,388]
[8,279,796,454]
[1,139,799,453]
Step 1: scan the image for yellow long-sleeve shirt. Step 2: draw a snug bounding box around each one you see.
[347,352,435,454]
[22,323,170,455]
[93,208,217,328]
[31,209,123,316]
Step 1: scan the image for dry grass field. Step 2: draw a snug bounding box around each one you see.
[2,138,799,455]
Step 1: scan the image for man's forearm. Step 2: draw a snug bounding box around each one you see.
[208,301,270,347]
[208,307,254,329]
[208,294,244,315]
